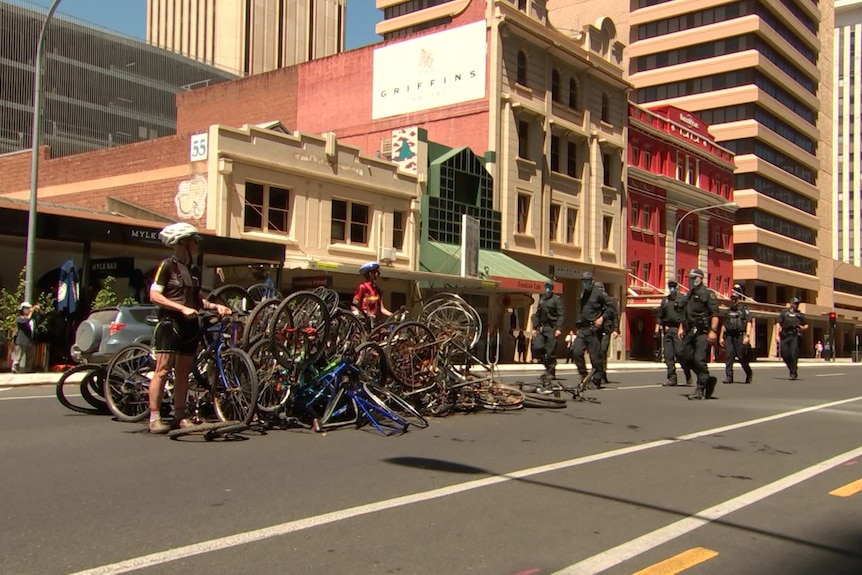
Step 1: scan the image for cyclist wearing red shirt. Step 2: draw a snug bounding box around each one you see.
[352,262,392,326]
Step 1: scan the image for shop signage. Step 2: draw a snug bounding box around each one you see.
[292,276,332,289]
[91,257,135,278]
[127,228,162,245]
[461,214,479,278]
[553,265,591,279]
[371,21,487,119]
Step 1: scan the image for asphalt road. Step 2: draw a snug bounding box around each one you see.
[2,362,862,575]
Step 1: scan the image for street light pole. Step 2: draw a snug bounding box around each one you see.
[24,0,64,304]
[671,201,738,285]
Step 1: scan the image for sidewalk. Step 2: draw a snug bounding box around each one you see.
[1,358,857,388]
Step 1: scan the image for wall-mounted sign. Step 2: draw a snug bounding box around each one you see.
[372,21,487,119]
[91,257,135,278]
[292,276,332,289]
[461,214,479,278]
[190,133,208,162]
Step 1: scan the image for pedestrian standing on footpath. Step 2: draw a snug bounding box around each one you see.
[655,280,692,387]
[531,282,564,384]
[776,297,808,380]
[12,302,42,373]
[679,269,719,400]
[719,284,753,384]
[564,329,576,363]
[571,272,618,389]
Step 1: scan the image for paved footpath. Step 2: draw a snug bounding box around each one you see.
[0,357,853,388]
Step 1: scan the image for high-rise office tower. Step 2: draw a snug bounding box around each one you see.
[835,0,862,265]
[147,0,346,76]
[550,0,835,313]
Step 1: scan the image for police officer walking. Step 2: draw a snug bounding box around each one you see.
[654,280,692,387]
[679,269,719,400]
[531,281,564,383]
[776,297,808,380]
[571,272,618,389]
[720,284,753,384]
[596,281,619,385]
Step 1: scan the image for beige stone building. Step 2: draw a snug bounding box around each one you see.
[146,0,346,76]
[551,0,862,356]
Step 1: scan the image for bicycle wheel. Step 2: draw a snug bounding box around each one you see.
[247,338,292,414]
[270,291,331,367]
[313,287,341,316]
[208,284,253,313]
[386,321,438,388]
[247,283,282,304]
[324,309,367,361]
[477,383,524,411]
[241,297,281,350]
[212,347,259,425]
[363,381,429,429]
[104,344,156,422]
[56,364,109,415]
[355,341,387,386]
[421,299,482,355]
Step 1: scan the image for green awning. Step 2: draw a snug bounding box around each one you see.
[422,241,552,291]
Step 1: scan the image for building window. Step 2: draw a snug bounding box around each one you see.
[517,120,530,160]
[603,153,612,186]
[631,142,640,167]
[331,199,370,245]
[550,135,561,172]
[243,181,290,234]
[516,50,527,85]
[643,147,652,171]
[643,262,652,284]
[517,193,530,234]
[642,204,651,230]
[687,157,697,186]
[518,0,527,10]
[566,207,577,243]
[601,93,610,122]
[551,69,561,102]
[631,259,640,278]
[568,78,578,108]
[549,203,561,241]
[631,202,640,227]
[393,211,405,250]
[602,215,613,250]
[567,141,578,177]
[676,152,685,180]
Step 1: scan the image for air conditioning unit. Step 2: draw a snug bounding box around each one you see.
[380,138,392,160]
[378,246,397,264]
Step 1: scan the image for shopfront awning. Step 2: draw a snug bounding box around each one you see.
[423,241,560,292]
[293,258,498,289]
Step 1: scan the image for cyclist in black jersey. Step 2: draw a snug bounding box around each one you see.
[147,223,231,434]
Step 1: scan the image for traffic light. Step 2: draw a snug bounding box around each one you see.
[829,312,837,329]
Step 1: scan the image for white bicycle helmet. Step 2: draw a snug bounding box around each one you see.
[159,222,200,246]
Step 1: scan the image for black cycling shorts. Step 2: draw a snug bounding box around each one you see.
[153,316,200,355]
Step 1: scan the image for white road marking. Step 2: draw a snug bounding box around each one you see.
[70,395,862,575]
[0,394,59,401]
[553,445,862,574]
[816,373,845,377]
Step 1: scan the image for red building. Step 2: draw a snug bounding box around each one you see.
[625,104,736,360]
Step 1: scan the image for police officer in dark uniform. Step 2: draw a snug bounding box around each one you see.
[720,284,753,384]
[571,272,618,389]
[531,281,564,383]
[777,297,808,380]
[654,280,692,387]
[596,282,618,385]
[679,268,719,400]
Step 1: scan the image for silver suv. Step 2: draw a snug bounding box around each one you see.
[71,305,157,364]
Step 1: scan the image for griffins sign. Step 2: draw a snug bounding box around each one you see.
[372,21,487,120]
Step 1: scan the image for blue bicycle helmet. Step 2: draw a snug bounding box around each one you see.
[359,261,380,277]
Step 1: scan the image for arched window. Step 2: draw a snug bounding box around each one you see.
[551,69,560,102]
[568,78,578,108]
[601,93,610,122]
[517,50,527,85]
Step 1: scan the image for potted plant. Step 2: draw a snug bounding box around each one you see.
[91,275,138,308]
[0,269,56,371]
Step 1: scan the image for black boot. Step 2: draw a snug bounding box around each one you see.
[705,376,717,399]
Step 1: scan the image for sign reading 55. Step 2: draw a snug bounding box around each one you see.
[190,133,208,162]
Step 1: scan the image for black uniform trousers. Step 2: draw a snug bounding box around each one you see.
[572,326,605,383]
[724,333,752,381]
[662,328,691,384]
[780,333,800,378]
[531,324,558,375]
[681,329,715,397]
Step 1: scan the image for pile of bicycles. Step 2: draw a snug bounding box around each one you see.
[57,283,559,439]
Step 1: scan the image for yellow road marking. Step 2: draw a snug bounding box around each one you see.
[829,478,862,497]
[632,547,719,575]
